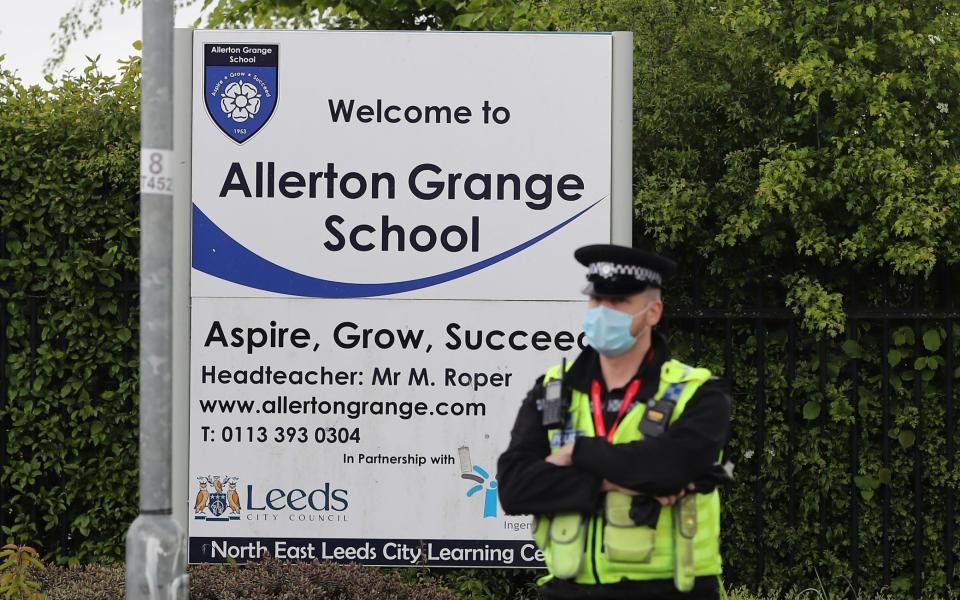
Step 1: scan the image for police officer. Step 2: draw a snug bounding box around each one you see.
[497,244,732,599]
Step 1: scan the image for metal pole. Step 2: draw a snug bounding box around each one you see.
[126,0,188,598]
[610,31,633,246]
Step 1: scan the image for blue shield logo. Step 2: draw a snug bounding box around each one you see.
[208,492,228,517]
[204,43,278,144]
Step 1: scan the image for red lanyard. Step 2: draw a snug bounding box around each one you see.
[591,378,642,442]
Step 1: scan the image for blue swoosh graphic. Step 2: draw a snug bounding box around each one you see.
[192,198,605,298]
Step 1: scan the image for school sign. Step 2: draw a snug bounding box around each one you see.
[171,29,633,567]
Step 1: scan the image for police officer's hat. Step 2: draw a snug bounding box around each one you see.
[574,244,677,298]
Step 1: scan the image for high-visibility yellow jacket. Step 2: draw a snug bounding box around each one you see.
[532,359,722,588]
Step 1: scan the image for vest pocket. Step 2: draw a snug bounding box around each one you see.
[547,513,587,579]
[603,492,655,563]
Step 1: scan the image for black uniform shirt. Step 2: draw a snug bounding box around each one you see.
[594,340,659,434]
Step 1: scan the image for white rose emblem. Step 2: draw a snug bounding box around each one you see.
[220,81,262,123]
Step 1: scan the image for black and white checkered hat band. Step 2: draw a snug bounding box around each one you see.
[587,262,662,286]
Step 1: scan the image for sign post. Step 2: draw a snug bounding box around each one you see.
[126,0,188,598]
[178,30,632,568]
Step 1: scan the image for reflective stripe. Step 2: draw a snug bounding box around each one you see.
[673,495,697,591]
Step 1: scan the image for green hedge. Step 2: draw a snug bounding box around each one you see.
[0,63,141,565]
[3,0,960,596]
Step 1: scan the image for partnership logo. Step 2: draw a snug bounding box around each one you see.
[204,43,279,143]
[458,446,498,519]
[192,473,349,524]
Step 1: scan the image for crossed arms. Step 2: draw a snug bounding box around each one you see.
[496,378,731,515]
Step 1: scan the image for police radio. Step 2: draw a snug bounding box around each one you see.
[541,358,567,429]
[639,397,676,438]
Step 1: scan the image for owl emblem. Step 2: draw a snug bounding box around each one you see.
[194,477,209,514]
[226,477,241,514]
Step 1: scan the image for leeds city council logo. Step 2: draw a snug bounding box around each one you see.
[203,43,278,144]
[194,475,241,522]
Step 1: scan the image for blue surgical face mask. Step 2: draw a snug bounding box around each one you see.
[582,303,653,357]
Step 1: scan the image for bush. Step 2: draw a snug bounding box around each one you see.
[37,560,901,600]
[38,559,457,599]
[0,60,141,564]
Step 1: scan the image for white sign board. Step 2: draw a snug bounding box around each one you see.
[186,29,629,567]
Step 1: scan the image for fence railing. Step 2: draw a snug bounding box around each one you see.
[662,266,958,597]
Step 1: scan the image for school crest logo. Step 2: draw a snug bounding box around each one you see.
[204,44,278,143]
[194,475,241,522]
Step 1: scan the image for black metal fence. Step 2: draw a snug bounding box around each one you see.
[662,263,959,597]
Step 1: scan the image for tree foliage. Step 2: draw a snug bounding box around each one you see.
[197,0,556,31]
[554,0,960,335]
[48,0,556,72]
